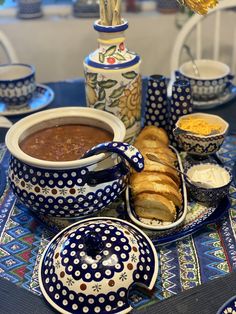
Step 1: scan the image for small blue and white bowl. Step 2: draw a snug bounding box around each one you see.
[173,113,229,156]
[39,217,158,314]
[5,107,144,218]
[0,64,36,109]
[186,163,232,205]
[177,59,234,101]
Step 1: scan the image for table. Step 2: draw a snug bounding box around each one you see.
[1,78,236,314]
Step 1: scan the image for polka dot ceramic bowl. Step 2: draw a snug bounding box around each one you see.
[177,59,234,101]
[39,217,158,314]
[173,113,229,156]
[5,107,144,218]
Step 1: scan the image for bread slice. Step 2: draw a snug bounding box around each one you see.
[132,182,182,208]
[143,155,180,184]
[141,147,177,162]
[130,172,179,190]
[143,151,176,166]
[136,126,169,146]
[135,193,176,222]
[134,139,166,150]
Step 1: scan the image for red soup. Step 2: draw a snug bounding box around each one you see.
[20,124,113,161]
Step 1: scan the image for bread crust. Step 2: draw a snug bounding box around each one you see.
[135,193,176,222]
[130,172,179,190]
[132,181,182,208]
[136,126,169,146]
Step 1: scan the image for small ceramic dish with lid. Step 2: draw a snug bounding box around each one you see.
[38,217,158,314]
[186,163,232,205]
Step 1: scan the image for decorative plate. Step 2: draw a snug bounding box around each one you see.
[0,84,54,116]
[149,196,230,245]
[126,145,188,231]
[126,182,230,245]
[193,84,236,110]
[217,295,236,314]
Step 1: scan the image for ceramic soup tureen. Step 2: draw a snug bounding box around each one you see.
[5,107,144,218]
[39,217,158,314]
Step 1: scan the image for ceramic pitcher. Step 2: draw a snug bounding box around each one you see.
[84,20,142,143]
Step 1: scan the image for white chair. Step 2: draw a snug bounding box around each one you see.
[0,30,18,63]
[170,0,236,74]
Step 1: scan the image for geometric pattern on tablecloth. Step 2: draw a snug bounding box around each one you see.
[22,229,53,295]
[0,136,236,310]
[157,243,180,299]
[0,200,45,288]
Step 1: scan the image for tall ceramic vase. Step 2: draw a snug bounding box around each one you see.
[84,20,142,143]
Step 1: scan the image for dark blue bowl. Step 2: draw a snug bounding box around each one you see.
[186,164,232,206]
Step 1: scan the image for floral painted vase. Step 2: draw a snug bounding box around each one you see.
[84,20,142,143]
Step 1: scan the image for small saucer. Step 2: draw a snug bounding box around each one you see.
[0,84,54,116]
[193,84,236,109]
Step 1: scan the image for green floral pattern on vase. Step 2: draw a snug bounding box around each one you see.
[96,42,136,65]
[85,69,141,142]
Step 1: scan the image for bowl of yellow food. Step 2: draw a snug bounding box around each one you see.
[173,113,229,156]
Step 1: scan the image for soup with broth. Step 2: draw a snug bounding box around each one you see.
[20,124,113,161]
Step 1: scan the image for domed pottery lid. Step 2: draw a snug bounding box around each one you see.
[39,217,158,314]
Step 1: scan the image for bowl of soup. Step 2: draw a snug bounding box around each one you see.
[177,59,233,101]
[6,107,142,218]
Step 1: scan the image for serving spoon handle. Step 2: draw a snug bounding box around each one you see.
[146,153,211,189]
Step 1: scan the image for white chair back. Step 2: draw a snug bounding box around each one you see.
[0,30,19,64]
[170,0,236,74]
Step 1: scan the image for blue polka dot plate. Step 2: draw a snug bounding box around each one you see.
[126,146,188,231]
[0,84,54,116]
[217,295,236,314]
[38,217,158,314]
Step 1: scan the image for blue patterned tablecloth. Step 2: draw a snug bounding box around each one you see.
[0,136,236,311]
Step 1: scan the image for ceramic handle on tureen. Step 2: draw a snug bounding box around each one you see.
[82,141,144,172]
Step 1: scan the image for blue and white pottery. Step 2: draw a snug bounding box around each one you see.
[173,113,229,156]
[185,163,232,205]
[217,295,236,314]
[0,64,36,109]
[17,0,43,19]
[144,74,169,130]
[5,107,144,218]
[38,217,158,314]
[169,78,193,147]
[177,59,234,101]
[83,141,144,172]
[192,83,236,110]
[0,84,54,116]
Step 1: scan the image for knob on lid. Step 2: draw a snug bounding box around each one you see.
[39,217,158,314]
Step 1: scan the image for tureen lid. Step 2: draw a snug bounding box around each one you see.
[39,217,158,314]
